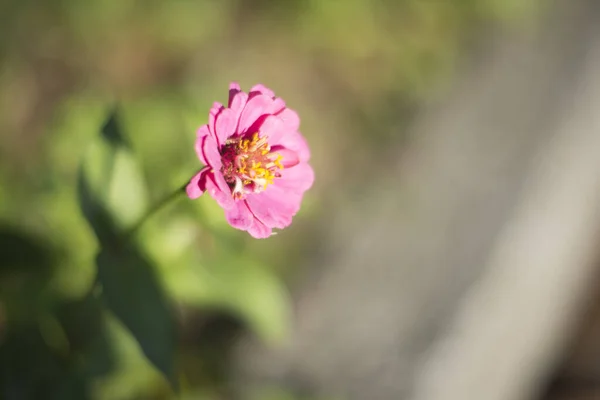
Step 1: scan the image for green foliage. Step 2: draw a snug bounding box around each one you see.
[79,110,148,236]
[78,109,177,389]
[96,244,177,389]
[0,226,56,321]
[0,226,116,399]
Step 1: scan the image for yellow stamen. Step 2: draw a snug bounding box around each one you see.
[223,132,285,198]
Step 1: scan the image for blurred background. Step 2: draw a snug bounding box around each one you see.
[5,0,600,399]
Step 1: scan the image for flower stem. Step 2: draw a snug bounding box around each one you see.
[126,182,188,238]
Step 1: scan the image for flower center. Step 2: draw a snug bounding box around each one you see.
[220,133,283,200]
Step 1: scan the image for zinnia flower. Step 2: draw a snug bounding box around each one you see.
[187,82,314,238]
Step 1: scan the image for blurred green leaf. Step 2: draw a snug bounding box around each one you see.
[0,323,90,400]
[0,290,118,400]
[0,225,56,321]
[96,243,177,390]
[78,109,148,238]
[77,109,177,389]
[0,225,55,272]
[58,292,116,379]
[93,310,175,400]
[77,167,119,247]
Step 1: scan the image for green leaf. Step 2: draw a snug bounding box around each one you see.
[96,242,177,390]
[57,291,116,379]
[0,225,55,272]
[77,108,177,389]
[0,225,56,321]
[0,323,90,400]
[78,108,148,236]
[77,167,118,246]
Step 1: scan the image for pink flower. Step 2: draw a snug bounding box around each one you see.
[186,82,314,239]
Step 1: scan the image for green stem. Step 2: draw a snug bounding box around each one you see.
[126,182,188,238]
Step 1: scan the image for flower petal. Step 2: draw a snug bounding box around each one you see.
[228,82,241,107]
[273,131,310,163]
[276,108,300,132]
[245,194,293,230]
[276,162,314,194]
[271,146,299,168]
[194,136,207,165]
[186,167,210,199]
[208,102,224,140]
[269,98,286,114]
[262,185,302,219]
[238,94,276,134]
[258,114,286,144]
[205,172,234,210]
[250,84,275,98]
[195,135,222,169]
[215,108,236,146]
[229,82,248,126]
[247,217,272,239]
[225,200,253,230]
[230,92,248,125]
[196,124,210,139]
[245,196,276,228]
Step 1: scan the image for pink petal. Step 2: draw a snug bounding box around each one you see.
[247,85,285,113]
[196,124,210,139]
[276,163,314,194]
[215,108,236,146]
[229,82,248,127]
[261,184,302,217]
[195,135,222,169]
[230,91,248,125]
[225,201,253,230]
[208,102,224,140]
[276,108,300,132]
[269,98,286,114]
[205,172,234,210]
[258,114,286,144]
[250,84,275,98]
[245,196,276,228]
[271,146,299,168]
[238,94,276,134]
[186,167,210,199]
[228,82,241,107]
[247,217,272,239]
[273,131,310,163]
[194,136,207,165]
[246,194,293,229]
